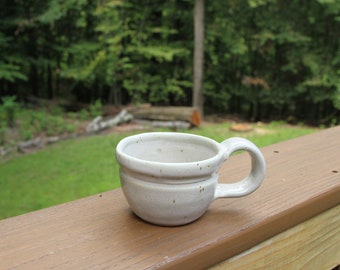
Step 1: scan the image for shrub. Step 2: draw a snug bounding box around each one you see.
[89,99,102,118]
[0,122,7,145]
[1,96,19,127]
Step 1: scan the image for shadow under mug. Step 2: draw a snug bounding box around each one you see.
[116,132,266,226]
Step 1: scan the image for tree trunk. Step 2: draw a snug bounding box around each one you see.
[193,0,205,118]
[109,81,122,105]
[30,64,39,97]
[47,63,53,99]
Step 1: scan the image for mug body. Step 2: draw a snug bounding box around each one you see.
[120,170,218,226]
[116,132,224,226]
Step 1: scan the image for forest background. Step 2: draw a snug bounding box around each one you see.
[0,0,339,125]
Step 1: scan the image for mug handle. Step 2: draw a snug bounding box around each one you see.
[214,137,266,199]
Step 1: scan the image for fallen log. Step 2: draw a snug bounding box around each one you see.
[132,106,201,127]
[17,137,43,153]
[0,146,14,157]
[86,109,133,133]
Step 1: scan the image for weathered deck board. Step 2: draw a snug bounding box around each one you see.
[210,205,340,269]
[0,126,339,269]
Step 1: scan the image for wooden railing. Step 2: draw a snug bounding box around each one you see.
[0,126,339,269]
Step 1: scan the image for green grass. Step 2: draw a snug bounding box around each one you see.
[189,121,318,147]
[0,122,318,220]
[0,133,130,219]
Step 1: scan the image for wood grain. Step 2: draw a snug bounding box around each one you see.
[0,126,339,269]
[210,205,340,270]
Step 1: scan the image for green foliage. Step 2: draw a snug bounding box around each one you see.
[203,0,340,124]
[32,114,74,136]
[0,106,81,147]
[0,32,28,82]
[89,99,103,117]
[79,109,90,120]
[0,96,19,127]
[63,0,192,105]
[0,63,28,82]
[0,122,7,145]
[0,0,339,125]
[37,0,89,24]
[20,126,34,141]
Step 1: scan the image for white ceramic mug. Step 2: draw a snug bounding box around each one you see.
[116,132,266,226]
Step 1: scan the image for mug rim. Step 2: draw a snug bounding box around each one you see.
[116,132,224,178]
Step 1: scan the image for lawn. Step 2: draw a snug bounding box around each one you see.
[0,121,318,220]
